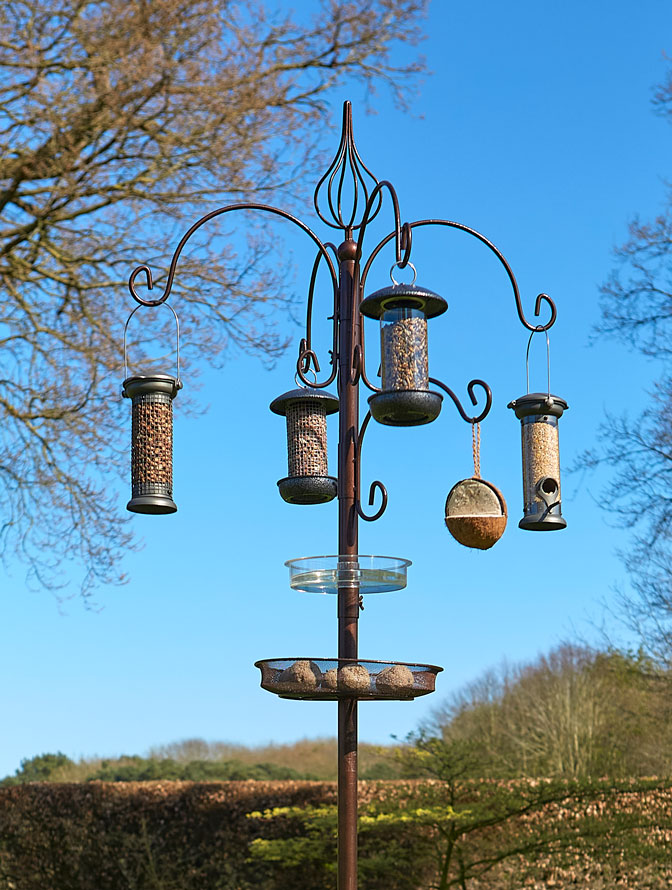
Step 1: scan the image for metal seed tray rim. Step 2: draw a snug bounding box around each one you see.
[255,656,443,702]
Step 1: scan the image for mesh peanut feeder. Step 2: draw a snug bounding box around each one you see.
[444,422,507,549]
[360,263,446,426]
[122,303,182,515]
[270,387,339,504]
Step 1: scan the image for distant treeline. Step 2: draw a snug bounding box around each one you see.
[0,740,401,786]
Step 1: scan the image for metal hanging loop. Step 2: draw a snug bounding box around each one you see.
[123,301,181,385]
[389,261,417,286]
[525,327,551,396]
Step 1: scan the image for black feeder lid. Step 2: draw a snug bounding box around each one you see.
[122,374,182,400]
[359,283,448,320]
[507,392,568,419]
[269,387,339,416]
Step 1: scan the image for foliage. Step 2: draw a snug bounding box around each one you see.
[428,643,672,779]
[0,752,311,785]
[587,58,672,663]
[248,793,438,890]
[250,737,672,890]
[1,778,671,890]
[0,738,403,784]
[0,780,336,890]
[0,752,75,785]
[0,0,428,597]
[87,756,308,782]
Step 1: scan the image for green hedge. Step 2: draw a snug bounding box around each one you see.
[0,781,336,890]
[2,780,672,890]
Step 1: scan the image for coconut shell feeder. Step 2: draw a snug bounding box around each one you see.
[444,421,507,549]
[445,477,507,550]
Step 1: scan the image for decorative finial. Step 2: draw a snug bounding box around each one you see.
[313,101,380,231]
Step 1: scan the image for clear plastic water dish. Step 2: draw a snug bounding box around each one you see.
[254,657,442,701]
[285,555,411,595]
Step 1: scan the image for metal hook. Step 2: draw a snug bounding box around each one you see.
[429,377,493,425]
[525,328,551,396]
[399,222,413,268]
[355,412,388,522]
[123,301,181,384]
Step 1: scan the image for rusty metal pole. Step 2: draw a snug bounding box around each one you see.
[337,233,360,890]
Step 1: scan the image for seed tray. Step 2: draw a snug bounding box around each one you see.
[285,555,411,595]
[254,657,442,701]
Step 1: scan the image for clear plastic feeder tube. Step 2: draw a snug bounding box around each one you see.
[380,305,429,392]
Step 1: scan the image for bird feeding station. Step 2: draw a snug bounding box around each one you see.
[122,101,566,890]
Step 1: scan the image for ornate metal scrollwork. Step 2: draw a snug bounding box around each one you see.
[355,412,388,522]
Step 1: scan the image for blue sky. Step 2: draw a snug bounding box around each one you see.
[2,0,672,777]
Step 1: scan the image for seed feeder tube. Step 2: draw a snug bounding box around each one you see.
[270,387,339,504]
[360,265,446,426]
[122,302,182,514]
[507,393,568,531]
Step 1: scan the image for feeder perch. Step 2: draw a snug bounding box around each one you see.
[122,374,182,514]
[508,392,568,531]
[445,477,507,549]
[270,387,339,504]
[360,274,446,426]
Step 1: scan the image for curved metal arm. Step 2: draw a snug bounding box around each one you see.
[429,377,493,424]
[354,180,409,271]
[355,412,388,522]
[296,243,339,388]
[359,219,556,332]
[128,202,338,309]
[357,320,382,393]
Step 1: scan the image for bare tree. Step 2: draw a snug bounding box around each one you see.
[430,645,672,778]
[0,0,427,597]
[587,61,672,663]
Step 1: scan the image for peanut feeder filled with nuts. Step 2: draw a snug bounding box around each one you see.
[123,374,181,514]
[122,301,182,515]
[270,386,339,505]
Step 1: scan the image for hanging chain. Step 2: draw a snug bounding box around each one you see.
[472,421,481,479]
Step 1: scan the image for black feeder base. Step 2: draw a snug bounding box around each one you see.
[127,494,177,515]
[368,390,442,426]
[518,512,566,531]
[277,475,338,505]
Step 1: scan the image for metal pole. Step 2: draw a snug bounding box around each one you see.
[337,233,360,890]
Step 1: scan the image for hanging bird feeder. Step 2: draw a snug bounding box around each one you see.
[508,393,567,530]
[508,330,568,530]
[360,263,446,426]
[270,386,339,504]
[122,303,182,515]
[444,421,507,549]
